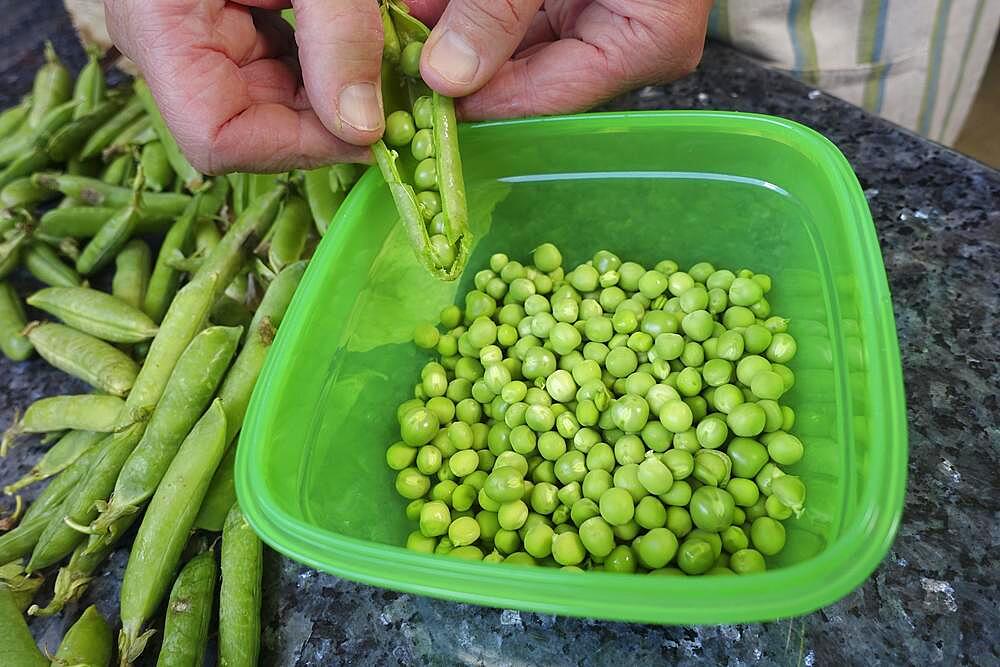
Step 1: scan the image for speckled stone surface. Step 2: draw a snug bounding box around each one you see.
[2,3,998,665]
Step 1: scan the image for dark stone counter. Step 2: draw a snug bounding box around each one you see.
[2,2,998,664]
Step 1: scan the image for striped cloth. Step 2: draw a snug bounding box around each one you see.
[708,0,1000,144]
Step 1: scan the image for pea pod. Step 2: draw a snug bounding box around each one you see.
[0,147,51,190]
[0,282,33,361]
[3,430,105,495]
[25,323,139,397]
[0,98,30,140]
[133,78,203,191]
[7,393,121,437]
[144,200,201,323]
[28,42,73,131]
[100,152,134,186]
[227,172,248,217]
[195,218,222,256]
[73,46,107,118]
[219,504,262,667]
[0,586,48,667]
[52,604,113,667]
[157,551,216,667]
[31,173,191,221]
[47,94,125,161]
[27,286,158,343]
[0,561,43,613]
[1,176,57,208]
[373,3,469,280]
[76,169,145,275]
[23,242,82,287]
[38,206,176,238]
[302,167,346,236]
[87,325,241,542]
[195,262,306,531]
[113,239,152,311]
[101,114,151,159]
[193,182,286,300]
[80,95,144,159]
[119,400,227,665]
[264,193,310,271]
[140,140,175,192]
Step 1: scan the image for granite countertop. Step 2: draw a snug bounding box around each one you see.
[2,3,998,665]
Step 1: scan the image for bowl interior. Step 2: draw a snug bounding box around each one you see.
[238,112,906,623]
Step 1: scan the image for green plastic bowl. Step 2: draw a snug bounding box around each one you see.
[236,111,907,624]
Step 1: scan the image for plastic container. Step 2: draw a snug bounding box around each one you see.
[236,111,907,624]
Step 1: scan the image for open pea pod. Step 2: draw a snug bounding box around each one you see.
[374,0,470,281]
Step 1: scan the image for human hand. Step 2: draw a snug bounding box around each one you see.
[106,0,384,173]
[407,0,712,119]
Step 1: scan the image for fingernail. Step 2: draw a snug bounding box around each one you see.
[426,30,479,85]
[338,82,382,132]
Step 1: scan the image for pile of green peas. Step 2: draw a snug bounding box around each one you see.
[389,243,807,575]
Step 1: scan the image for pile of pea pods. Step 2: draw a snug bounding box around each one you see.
[0,40,381,666]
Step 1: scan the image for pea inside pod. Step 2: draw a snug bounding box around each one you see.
[374,0,469,280]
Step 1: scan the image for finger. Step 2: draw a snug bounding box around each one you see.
[420,0,543,97]
[403,0,448,24]
[292,0,384,145]
[514,9,556,54]
[240,59,310,110]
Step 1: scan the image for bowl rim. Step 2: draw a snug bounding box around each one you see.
[236,110,908,625]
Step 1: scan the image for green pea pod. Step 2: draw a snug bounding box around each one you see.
[0,98,30,140]
[76,170,145,276]
[27,42,72,131]
[18,394,123,433]
[101,114,151,160]
[374,1,469,280]
[156,551,216,667]
[195,176,230,221]
[0,147,51,190]
[193,446,236,532]
[193,183,286,300]
[227,172,248,217]
[219,504,262,667]
[113,239,152,311]
[140,140,175,192]
[73,46,107,119]
[330,162,361,191]
[3,430,105,495]
[31,173,191,222]
[88,325,241,541]
[22,442,103,525]
[30,98,79,150]
[133,124,158,146]
[0,586,48,667]
[0,515,51,567]
[123,271,220,420]
[25,323,139,397]
[100,152,134,186]
[27,286,158,343]
[38,206,175,239]
[80,95,144,160]
[133,79,203,192]
[0,561,43,613]
[381,1,401,65]
[1,176,58,208]
[211,295,253,328]
[302,167,346,236]
[144,205,200,323]
[119,400,227,665]
[23,242,82,287]
[195,218,222,256]
[266,194,310,271]
[46,95,125,161]
[0,282,33,361]
[52,604,113,667]
[67,155,101,178]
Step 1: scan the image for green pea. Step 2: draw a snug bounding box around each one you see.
[764,431,804,465]
[730,548,767,574]
[554,450,587,484]
[637,455,674,495]
[484,467,525,503]
[598,487,634,526]
[523,523,555,558]
[522,347,557,379]
[659,478,692,507]
[660,449,694,481]
[712,384,744,414]
[387,442,417,470]
[726,477,760,507]
[451,483,477,511]
[416,445,443,475]
[385,109,416,146]
[499,500,530,530]
[680,310,714,341]
[771,474,806,516]
[637,527,679,569]
[659,399,693,433]
[447,516,480,546]
[701,358,733,387]
[766,333,798,363]
[400,40,424,77]
[688,486,735,532]
[400,407,439,446]
[580,469,612,502]
[551,531,586,565]
[493,529,520,554]
[750,516,786,555]
[726,402,766,437]
[676,537,715,574]
[665,271,692,296]
[693,449,732,487]
[601,544,635,573]
[764,316,789,333]
[765,494,793,520]
[419,500,451,537]
[723,306,755,329]
[728,277,763,306]
[695,415,729,449]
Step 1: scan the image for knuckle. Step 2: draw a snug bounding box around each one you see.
[457,0,527,39]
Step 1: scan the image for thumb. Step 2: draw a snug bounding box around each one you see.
[419,0,543,97]
[292,0,385,145]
